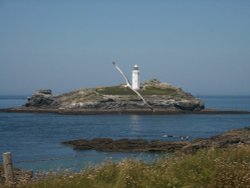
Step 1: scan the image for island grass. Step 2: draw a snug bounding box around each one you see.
[16,146,250,188]
[96,86,180,96]
[140,86,179,96]
[96,86,136,95]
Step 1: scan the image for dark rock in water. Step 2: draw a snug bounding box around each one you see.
[63,127,250,153]
[63,138,188,152]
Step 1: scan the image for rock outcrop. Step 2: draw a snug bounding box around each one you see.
[181,126,250,154]
[63,138,188,152]
[23,79,204,111]
[25,89,58,108]
[63,127,250,153]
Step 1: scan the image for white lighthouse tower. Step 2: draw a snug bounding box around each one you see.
[132,64,140,90]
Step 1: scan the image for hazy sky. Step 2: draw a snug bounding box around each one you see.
[1,0,250,95]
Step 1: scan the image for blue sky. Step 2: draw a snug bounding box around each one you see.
[0,0,250,95]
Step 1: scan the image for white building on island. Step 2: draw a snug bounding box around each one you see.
[132,64,140,90]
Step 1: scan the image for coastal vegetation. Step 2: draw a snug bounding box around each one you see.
[95,79,188,97]
[96,86,136,95]
[96,85,181,96]
[10,145,250,188]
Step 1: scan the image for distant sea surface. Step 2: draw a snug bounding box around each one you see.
[0,95,250,172]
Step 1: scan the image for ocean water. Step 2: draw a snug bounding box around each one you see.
[0,96,250,172]
[199,96,250,111]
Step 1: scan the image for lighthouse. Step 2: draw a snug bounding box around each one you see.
[132,64,140,90]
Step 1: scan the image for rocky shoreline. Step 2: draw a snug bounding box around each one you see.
[63,127,250,154]
[1,107,250,115]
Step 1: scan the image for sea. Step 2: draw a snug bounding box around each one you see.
[0,95,250,172]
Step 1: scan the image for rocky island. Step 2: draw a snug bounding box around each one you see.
[21,79,205,114]
[2,78,250,115]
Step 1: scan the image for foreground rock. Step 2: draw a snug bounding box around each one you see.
[182,126,250,154]
[23,79,204,112]
[63,127,250,153]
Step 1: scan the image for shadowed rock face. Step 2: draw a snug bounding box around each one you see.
[25,90,58,108]
[23,80,205,111]
[63,127,250,153]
